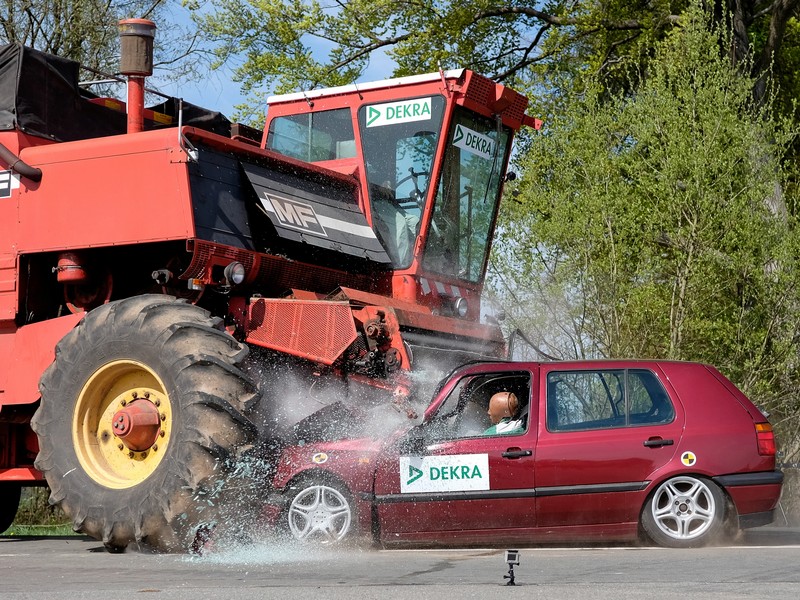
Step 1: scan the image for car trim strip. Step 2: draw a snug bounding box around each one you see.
[535,481,649,497]
[712,470,784,487]
[374,488,537,504]
[373,481,648,504]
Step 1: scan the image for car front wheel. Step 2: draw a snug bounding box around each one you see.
[642,475,727,548]
[285,479,354,544]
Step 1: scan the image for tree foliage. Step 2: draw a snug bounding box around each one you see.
[490,5,798,425]
[1,1,209,88]
[192,0,799,117]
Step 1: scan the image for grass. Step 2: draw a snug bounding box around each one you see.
[4,523,78,536]
[3,487,79,537]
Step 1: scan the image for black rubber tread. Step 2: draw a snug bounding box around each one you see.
[640,475,727,548]
[31,295,260,552]
[0,485,22,533]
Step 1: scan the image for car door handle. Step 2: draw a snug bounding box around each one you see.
[643,438,674,447]
[502,449,533,459]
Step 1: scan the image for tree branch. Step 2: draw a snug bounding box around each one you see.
[474,7,680,31]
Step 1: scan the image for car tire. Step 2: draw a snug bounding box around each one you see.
[641,475,727,548]
[31,295,259,552]
[0,484,21,533]
[284,476,356,544]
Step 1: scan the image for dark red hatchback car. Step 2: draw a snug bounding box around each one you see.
[265,361,783,548]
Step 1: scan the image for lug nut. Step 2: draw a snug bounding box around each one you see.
[118,443,124,450]
[144,392,150,398]
[128,451,135,458]
[152,444,158,452]
[159,430,165,437]
[160,414,166,421]
[154,399,161,407]
[132,391,138,399]
[121,400,127,406]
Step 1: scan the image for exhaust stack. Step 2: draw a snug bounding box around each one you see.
[118,19,156,134]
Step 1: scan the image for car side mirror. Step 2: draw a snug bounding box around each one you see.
[398,425,426,455]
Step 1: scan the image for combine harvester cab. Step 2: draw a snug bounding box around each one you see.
[0,20,539,551]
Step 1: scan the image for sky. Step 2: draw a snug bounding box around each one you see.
[149,5,396,124]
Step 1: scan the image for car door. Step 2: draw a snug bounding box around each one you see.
[534,363,685,529]
[373,369,537,545]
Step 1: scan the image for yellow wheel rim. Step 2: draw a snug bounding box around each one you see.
[72,360,173,489]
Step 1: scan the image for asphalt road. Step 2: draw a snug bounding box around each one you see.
[2,528,800,599]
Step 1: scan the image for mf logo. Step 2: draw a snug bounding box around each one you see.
[265,193,327,237]
[1,170,21,199]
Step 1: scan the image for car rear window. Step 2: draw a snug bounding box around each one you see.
[546,369,674,432]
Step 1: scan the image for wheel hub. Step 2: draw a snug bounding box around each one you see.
[112,398,161,451]
[73,360,172,489]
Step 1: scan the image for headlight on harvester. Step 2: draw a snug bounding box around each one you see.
[223,261,246,286]
[449,296,468,318]
[454,297,468,318]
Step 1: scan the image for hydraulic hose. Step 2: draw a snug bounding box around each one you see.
[0,142,43,183]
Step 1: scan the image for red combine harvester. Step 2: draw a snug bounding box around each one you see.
[0,20,539,551]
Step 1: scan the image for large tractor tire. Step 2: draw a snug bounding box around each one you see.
[0,484,21,533]
[31,295,260,552]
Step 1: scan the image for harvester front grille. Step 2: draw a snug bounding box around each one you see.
[245,298,358,366]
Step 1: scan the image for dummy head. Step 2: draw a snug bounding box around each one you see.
[487,391,520,424]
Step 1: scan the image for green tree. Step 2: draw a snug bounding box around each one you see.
[191,1,799,118]
[490,4,799,444]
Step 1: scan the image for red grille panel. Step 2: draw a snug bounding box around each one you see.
[245,299,358,365]
[462,71,528,127]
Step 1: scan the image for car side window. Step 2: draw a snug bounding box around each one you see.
[426,372,531,441]
[628,369,675,425]
[547,369,673,432]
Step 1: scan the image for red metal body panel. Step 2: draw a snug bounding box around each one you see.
[658,361,775,475]
[337,287,505,348]
[0,466,41,481]
[0,255,17,320]
[15,130,194,253]
[0,313,84,406]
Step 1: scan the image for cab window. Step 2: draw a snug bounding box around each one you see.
[267,108,356,162]
[358,96,445,268]
[546,369,674,432]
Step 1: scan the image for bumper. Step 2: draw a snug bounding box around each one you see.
[258,493,285,528]
[713,470,784,488]
[738,509,776,529]
[713,470,783,524]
